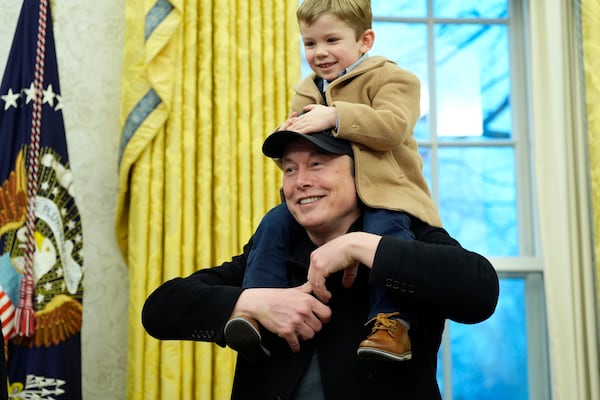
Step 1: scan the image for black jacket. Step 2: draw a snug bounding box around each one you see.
[142,219,499,399]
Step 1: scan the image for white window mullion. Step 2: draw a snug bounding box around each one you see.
[525,272,551,400]
[510,0,537,258]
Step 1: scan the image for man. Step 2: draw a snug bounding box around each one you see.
[142,130,499,399]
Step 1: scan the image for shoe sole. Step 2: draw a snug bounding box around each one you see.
[356,346,412,362]
[224,317,271,361]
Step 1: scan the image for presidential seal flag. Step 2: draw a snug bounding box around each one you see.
[0,0,84,399]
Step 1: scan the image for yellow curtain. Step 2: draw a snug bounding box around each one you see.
[115,0,300,398]
[582,1,600,328]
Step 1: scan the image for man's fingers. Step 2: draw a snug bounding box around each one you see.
[299,280,330,302]
[304,316,322,334]
[281,327,307,353]
[287,316,326,352]
[314,288,331,303]
[311,301,332,324]
[297,282,313,293]
[311,277,331,303]
[280,331,301,353]
[307,266,331,303]
[287,334,301,353]
[341,264,359,289]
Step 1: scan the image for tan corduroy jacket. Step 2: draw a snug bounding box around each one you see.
[290,55,442,227]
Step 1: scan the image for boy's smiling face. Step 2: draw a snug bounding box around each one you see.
[300,12,374,82]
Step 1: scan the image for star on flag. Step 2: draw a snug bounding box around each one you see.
[1,82,62,111]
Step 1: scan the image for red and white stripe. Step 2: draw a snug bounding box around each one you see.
[0,287,17,340]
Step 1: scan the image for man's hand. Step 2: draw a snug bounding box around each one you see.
[307,232,381,303]
[234,283,331,352]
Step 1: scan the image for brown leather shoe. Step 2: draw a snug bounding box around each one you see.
[357,312,412,362]
[224,316,271,361]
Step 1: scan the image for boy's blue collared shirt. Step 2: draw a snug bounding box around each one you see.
[322,53,369,91]
[318,53,369,130]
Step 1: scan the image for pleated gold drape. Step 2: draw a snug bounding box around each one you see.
[115,0,300,398]
[582,0,600,332]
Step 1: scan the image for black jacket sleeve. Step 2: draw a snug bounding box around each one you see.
[141,241,251,346]
[368,223,499,324]
[142,222,499,346]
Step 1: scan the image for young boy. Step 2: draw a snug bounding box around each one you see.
[225,0,442,363]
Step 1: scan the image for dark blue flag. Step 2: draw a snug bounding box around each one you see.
[0,0,84,398]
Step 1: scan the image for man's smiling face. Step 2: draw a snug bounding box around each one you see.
[281,139,360,245]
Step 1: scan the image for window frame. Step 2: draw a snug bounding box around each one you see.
[369,1,549,399]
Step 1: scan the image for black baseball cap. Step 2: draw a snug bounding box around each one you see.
[262,130,354,159]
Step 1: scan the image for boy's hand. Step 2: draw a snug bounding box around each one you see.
[277,111,300,131]
[281,105,337,134]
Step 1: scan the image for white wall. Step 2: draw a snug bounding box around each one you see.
[0,1,128,399]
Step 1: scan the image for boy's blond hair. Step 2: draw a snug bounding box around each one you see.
[297,0,372,40]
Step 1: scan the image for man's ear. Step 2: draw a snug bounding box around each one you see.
[360,29,375,53]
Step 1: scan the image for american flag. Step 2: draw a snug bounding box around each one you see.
[0,287,16,339]
[0,0,84,398]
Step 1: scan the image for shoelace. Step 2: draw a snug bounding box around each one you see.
[370,312,401,337]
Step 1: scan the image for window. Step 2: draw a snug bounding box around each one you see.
[301,0,549,398]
